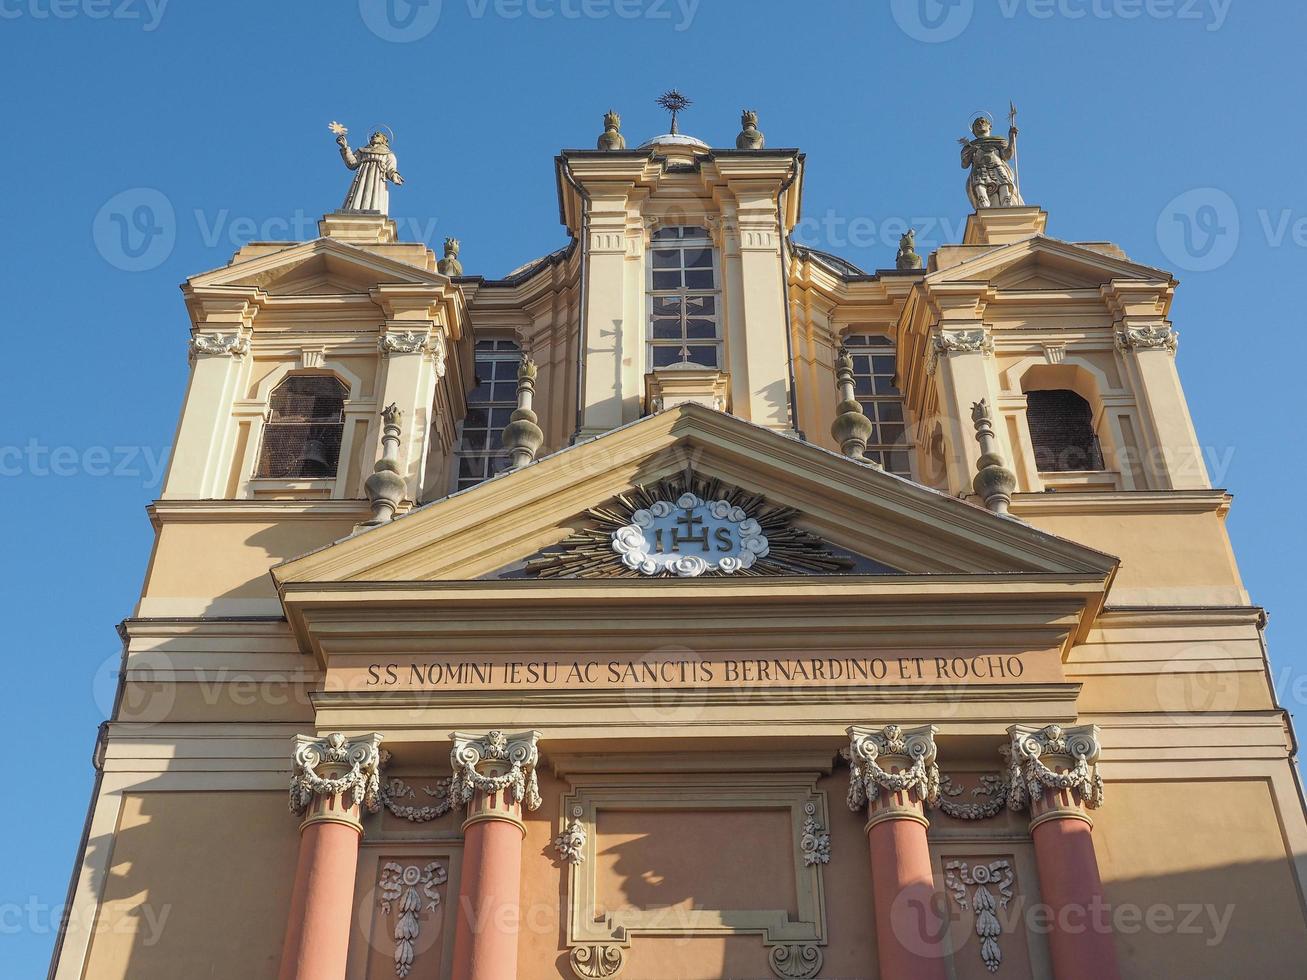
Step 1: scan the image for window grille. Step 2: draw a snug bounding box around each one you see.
[1026,389,1105,472]
[254,375,348,479]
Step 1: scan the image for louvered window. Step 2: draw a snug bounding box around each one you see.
[255,375,348,479]
[1026,389,1105,472]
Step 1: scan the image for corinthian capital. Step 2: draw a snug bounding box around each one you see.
[1116,323,1179,353]
[289,732,384,826]
[845,724,940,822]
[1006,724,1104,825]
[449,730,542,813]
[189,331,250,361]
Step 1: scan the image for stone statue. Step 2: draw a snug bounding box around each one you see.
[597,111,626,150]
[438,238,463,276]
[330,121,404,215]
[896,230,923,270]
[959,113,1022,210]
[736,110,765,150]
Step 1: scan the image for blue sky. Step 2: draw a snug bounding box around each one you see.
[2,0,1304,972]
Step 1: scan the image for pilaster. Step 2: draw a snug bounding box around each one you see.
[164,288,262,499]
[1106,281,1207,490]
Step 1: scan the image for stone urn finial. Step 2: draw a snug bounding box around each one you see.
[896,229,923,270]
[361,404,406,527]
[971,399,1018,515]
[830,346,877,465]
[438,237,463,276]
[597,110,626,150]
[736,109,765,150]
[501,355,545,470]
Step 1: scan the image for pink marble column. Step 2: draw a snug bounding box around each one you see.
[448,730,541,980]
[1009,724,1120,980]
[279,732,383,980]
[847,724,948,980]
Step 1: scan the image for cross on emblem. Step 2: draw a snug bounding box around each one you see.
[671,510,709,549]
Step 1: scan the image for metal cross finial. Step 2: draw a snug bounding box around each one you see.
[656,90,692,135]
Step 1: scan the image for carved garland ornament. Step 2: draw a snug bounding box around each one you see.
[381,777,456,822]
[938,773,1009,821]
[525,473,854,579]
[845,724,941,811]
[927,328,993,375]
[378,861,448,978]
[799,802,830,866]
[555,805,587,865]
[289,732,383,815]
[945,859,1015,973]
[1006,724,1104,812]
[450,730,542,812]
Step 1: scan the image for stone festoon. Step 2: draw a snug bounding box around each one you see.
[51,103,1307,980]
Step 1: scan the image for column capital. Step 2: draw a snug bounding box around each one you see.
[188,330,251,363]
[289,732,383,833]
[1007,724,1104,828]
[1115,323,1179,354]
[845,724,940,828]
[450,730,542,832]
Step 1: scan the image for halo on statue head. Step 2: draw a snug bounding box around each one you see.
[368,124,396,145]
[968,109,995,132]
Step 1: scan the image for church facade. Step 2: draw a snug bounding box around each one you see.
[50,109,1307,980]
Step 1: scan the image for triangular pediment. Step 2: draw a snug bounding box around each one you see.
[931,236,1173,290]
[187,236,444,295]
[273,405,1118,588]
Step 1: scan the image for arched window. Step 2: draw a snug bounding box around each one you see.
[255,375,348,479]
[842,334,911,476]
[454,338,521,491]
[1026,389,1105,472]
[648,226,721,370]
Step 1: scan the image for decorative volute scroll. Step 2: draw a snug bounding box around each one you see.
[570,943,625,978]
[830,346,876,463]
[502,356,545,470]
[449,729,542,830]
[1116,323,1179,353]
[378,860,448,978]
[288,732,384,830]
[524,472,855,579]
[845,724,940,827]
[1006,723,1105,826]
[971,399,1018,517]
[768,943,823,979]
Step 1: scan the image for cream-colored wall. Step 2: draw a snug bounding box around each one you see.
[81,791,297,980]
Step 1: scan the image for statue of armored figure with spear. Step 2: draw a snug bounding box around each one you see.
[959,103,1024,209]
